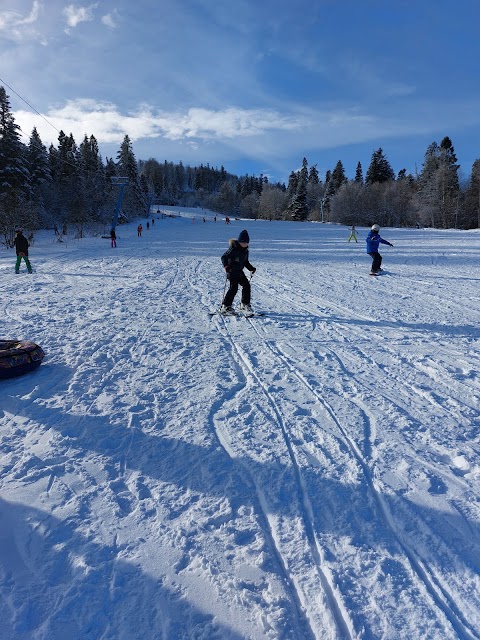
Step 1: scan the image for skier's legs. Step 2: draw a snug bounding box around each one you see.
[24,257,33,272]
[223,277,239,307]
[369,251,382,272]
[238,273,251,304]
[15,256,21,272]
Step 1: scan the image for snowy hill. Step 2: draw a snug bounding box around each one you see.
[1,214,479,639]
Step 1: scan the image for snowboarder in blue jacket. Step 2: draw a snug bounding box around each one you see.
[220,229,256,314]
[366,224,393,274]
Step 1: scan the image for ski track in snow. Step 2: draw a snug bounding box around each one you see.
[1,215,479,639]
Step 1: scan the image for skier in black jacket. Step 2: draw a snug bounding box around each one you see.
[220,229,256,314]
[14,230,33,274]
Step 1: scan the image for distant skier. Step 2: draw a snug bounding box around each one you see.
[220,229,256,315]
[146,221,150,230]
[110,228,117,248]
[14,229,33,274]
[137,224,143,237]
[348,225,358,242]
[366,224,393,274]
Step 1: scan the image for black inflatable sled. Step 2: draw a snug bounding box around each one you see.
[0,340,45,379]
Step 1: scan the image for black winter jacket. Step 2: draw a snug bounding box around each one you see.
[14,234,29,256]
[221,239,254,277]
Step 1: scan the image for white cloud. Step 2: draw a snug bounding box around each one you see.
[63,4,97,30]
[13,99,303,147]
[101,12,118,29]
[14,96,480,174]
[0,0,42,42]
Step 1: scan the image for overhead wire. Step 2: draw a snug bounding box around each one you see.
[0,75,61,134]
[0,77,106,173]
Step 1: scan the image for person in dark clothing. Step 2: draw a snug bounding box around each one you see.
[110,228,117,248]
[366,224,393,274]
[220,229,256,314]
[14,230,33,274]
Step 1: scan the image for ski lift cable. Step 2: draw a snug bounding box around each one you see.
[0,76,79,171]
[0,77,120,177]
[0,76,62,135]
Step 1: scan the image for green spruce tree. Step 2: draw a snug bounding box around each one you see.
[365,148,395,184]
[116,135,146,216]
[0,86,31,244]
[355,161,363,184]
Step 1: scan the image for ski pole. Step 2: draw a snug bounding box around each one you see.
[220,274,228,307]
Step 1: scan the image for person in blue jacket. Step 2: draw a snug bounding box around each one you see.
[366,224,393,274]
[220,229,256,314]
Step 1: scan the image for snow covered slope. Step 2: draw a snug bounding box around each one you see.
[1,214,479,639]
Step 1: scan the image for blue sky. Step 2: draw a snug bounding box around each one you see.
[1,0,479,184]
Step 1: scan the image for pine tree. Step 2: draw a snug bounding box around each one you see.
[331,160,347,192]
[355,161,363,184]
[50,130,83,231]
[323,172,336,219]
[463,159,480,229]
[415,138,460,228]
[0,87,29,195]
[0,86,31,243]
[286,177,308,221]
[299,157,309,185]
[27,127,51,190]
[365,148,395,184]
[286,171,299,199]
[78,134,107,223]
[116,135,146,215]
[437,136,460,227]
[27,127,52,227]
[308,165,319,184]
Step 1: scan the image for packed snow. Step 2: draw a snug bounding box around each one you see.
[1,209,479,640]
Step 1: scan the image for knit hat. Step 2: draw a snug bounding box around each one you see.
[237,229,249,243]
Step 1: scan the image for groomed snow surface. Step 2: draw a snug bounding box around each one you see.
[1,209,479,640]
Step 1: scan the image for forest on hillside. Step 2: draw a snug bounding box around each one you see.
[1,84,479,247]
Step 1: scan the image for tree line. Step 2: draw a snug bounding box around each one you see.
[1,85,479,248]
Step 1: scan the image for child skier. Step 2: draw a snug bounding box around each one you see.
[348,225,358,242]
[366,224,393,274]
[220,229,256,314]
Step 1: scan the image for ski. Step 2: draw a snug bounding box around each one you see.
[237,311,265,317]
[208,310,237,317]
[208,310,265,317]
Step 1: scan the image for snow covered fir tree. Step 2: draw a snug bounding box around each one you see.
[0,84,479,245]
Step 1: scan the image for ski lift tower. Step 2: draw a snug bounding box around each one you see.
[111,177,129,231]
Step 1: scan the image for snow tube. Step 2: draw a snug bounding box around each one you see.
[0,340,45,379]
